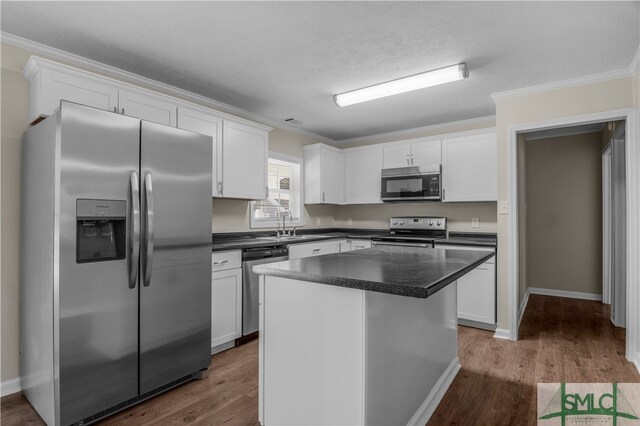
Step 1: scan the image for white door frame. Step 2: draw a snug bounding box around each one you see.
[602,145,612,305]
[506,107,639,369]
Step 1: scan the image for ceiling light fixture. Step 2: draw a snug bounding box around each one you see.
[333,63,469,107]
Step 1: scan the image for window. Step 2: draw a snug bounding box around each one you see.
[250,152,304,228]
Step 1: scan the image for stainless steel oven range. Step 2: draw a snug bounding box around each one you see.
[371,216,447,248]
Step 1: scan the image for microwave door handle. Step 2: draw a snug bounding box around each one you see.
[128,172,140,289]
[143,172,155,287]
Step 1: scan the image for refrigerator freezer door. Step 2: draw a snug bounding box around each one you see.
[57,102,141,425]
[139,121,213,393]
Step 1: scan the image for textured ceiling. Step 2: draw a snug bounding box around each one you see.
[1,1,639,141]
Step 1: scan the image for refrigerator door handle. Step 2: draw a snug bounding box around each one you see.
[143,172,155,287]
[129,171,140,289]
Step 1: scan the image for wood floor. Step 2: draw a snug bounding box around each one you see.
[2,295,639,425]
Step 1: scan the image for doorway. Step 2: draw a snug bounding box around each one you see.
[517,122,614,310]
[515,118,628,339]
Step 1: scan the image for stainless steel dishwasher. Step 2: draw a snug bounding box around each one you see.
[242,246,289,336]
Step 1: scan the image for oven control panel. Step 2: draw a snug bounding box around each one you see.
[389,216,447,231]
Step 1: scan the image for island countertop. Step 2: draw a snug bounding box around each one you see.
[253,245,495,299]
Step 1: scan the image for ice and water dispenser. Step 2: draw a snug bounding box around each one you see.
[76,199,126,263]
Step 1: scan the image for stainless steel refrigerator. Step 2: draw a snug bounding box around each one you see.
[20,101,212,425]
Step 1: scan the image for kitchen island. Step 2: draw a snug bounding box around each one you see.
[254,245,494,426]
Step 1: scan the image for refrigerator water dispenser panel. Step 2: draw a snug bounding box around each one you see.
[76,199,126,263]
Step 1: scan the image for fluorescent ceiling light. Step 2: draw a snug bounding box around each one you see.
[333,63,469,107]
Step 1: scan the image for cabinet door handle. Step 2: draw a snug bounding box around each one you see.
[121,108,125,115]
[213,260,228,265]
[442,188,445,201]
[312,249,321,253]
[406,154,410,165]
[217,181,223,196]
[355,245,365,249]
[266,186,269,199]
[114,107,118,113]
[322,192,325,202]
[411,154,414,165]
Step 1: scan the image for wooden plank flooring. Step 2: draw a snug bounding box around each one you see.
[2,295,639,425]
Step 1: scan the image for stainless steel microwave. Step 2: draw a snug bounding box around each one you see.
[380,165,442,201]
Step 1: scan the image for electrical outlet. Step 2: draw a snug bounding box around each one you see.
[472,218,479,228]
[348,218,353,226]
[316,217,321,226]
[498,201,509,215]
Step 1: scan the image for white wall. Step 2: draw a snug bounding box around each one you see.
[524,132,603,296]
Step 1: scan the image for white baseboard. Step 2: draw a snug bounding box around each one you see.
[1,377,21,397]
[407,357,461,426]
[493,328,512,340]
[528,287,602,301]
[517,288,530,330]
[211,340,236,355]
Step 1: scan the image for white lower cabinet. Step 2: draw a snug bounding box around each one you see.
[288,240,341,260]
[435,244,496,328]
[456,261,496,324]
[211,251,242,353]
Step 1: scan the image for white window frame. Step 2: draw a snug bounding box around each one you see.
[250,152,305,229]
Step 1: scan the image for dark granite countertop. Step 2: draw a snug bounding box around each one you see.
[435,232,497,248]
[211,228,388,252]
[253,245,495,299]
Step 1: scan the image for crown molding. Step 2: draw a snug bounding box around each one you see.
[491,67,634,102]
[1,31,335,143]
[334,115,496,145]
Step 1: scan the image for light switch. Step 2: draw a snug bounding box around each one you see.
[498,201,509,215]
[472,218,479,228]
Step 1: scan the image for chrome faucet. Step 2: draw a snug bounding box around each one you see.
[276,209,293,237]
[282,209,292,236]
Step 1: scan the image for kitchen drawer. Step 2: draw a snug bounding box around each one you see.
[434,244,495,264]
[212,250,242,272]
[288,240,341,260]
[349,239,372,250]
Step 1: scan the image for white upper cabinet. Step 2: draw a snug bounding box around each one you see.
[304,144,345,204]
[382,138,441,168]
[382,144,412,168]
[23,59,119,123]
[22,57,271,201]
[441,132,497,202]
[222,120,269,200]
[23,57,178,126]
[410,139,441,166]
[118,88,177,126]
[345,146,383,204]
[177,105,223,197]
